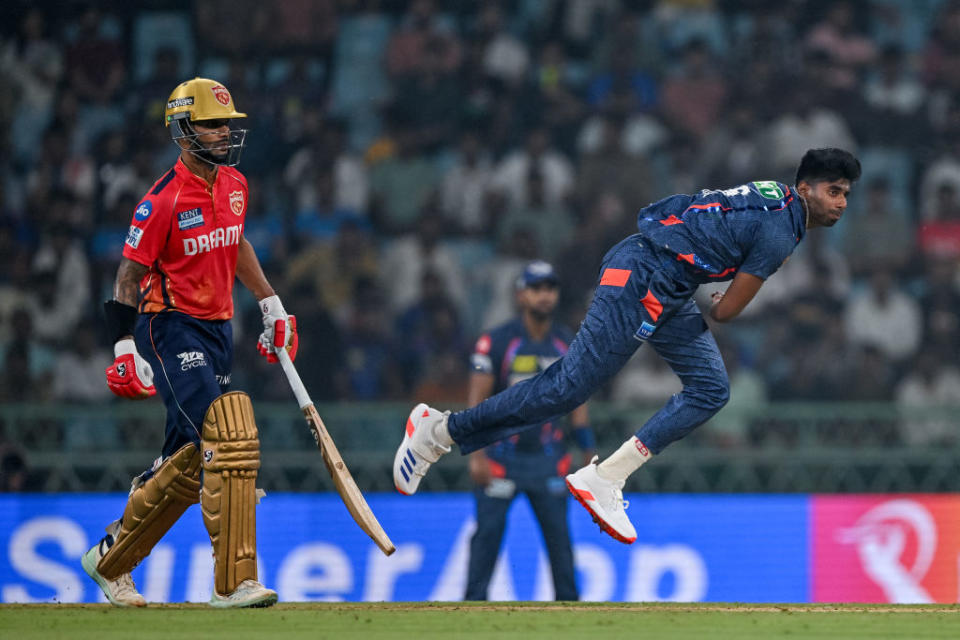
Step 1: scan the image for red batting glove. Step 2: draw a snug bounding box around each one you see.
[257,314,298,363]
[105,338,156,399]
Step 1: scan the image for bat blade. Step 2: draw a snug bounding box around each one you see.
[303,404,396,556]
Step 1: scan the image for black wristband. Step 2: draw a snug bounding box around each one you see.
[104,300,138,343]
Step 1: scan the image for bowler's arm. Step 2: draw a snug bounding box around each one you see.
[709,271,765,322]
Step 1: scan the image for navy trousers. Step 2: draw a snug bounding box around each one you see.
[449,234,730,455]
[465,477,577,601]
[134,311,233,460]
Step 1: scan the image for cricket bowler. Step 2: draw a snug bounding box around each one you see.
[394,148,860,544]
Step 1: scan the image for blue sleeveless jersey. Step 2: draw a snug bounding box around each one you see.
[636,181,806,284]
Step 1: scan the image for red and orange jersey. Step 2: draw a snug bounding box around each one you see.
[123,158,248,320]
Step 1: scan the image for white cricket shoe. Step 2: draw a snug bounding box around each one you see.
[393,403,451,495]
[565,457,637,544]
[81,538,147,607]
[209,579,278,608]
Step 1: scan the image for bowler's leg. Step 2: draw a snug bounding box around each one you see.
[450,289,641,454]
[636,302,730,452]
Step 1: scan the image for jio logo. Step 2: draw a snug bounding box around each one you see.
[134,201,152,221]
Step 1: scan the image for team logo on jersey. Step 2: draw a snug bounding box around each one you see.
[229,190,244,216]
[211,84,231,106]
[177,351,207,371]
[125,226,143,249]
[177,208,205,230]
[753,181,785,200]
[134,200,152,221]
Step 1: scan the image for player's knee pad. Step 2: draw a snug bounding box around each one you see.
[200,391,261,596]
[97,442,202,579]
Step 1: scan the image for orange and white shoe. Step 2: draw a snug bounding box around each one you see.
[566,456,637,544]
[393,403,451,495]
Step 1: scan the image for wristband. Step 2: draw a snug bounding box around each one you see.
[572,425,596,451]
[104,300,138,343]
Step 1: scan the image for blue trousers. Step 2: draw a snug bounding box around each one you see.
[465,477,577,601]
[449,234,730,455]
[134,311,233,460]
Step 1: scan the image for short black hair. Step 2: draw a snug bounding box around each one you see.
[795,148,861,185]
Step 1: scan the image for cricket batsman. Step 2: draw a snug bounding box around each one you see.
[82,78,297,607]
[394,148,860,544]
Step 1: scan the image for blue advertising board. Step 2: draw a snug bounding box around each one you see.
[0,493,808,603]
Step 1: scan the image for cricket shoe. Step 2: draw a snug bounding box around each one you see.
[81,533,147,607]
[209,579,278,608]
[565,457,637,544]
[394,403,451,495]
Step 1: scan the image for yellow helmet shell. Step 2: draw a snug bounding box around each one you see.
[164,77,246,126]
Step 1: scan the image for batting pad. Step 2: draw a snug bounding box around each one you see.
[201,391,261,596]
[98,442,202,579]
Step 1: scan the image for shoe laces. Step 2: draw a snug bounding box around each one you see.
[114,573,138,597]
[611,480,629,511]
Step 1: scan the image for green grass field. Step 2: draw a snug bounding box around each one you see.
[2,602,959,640]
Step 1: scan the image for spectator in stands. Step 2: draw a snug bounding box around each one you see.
[395,269,468,395]
[919,136,960,220]
[767,89,856,180]
[476,3,530,88]
[917,183,960,259]
[380,212,467,319]
[862,44,927,148]
[368,117,442,234]
[895,347,960,446]
[64,6,126,154]
[341,278,403,400]
[805,0,877,91]
[2,7,63,168]
[497,166,575,261]
[286,219,380,327]
[439,129,494,235]
[843,267,923,367]
[918,255,960,354]
[385,0,461,78]
[843,177,914,278]
[575,113,656,218]
[659,38,727,141]
[491,126,574,212]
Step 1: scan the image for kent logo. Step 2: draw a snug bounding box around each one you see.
[753,181,784,200]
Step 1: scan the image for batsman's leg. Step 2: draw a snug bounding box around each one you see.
[201,391,277,608]
[83,442,202,607]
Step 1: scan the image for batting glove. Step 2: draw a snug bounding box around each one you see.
[105,338,156,399]
[257,295,298,363]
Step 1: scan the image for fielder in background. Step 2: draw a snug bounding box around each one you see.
[394,148,861,544]
[464,261,594,601]
[83,78,297,608]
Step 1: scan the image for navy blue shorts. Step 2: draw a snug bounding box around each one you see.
[134,311,233,459]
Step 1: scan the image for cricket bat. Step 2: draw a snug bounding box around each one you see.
[276,348,396,556]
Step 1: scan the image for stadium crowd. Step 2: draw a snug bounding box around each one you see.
[2,0,960,463]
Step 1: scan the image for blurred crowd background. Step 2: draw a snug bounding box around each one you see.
[2,0,960,490]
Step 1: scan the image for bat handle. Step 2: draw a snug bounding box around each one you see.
[277,348,312,410]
